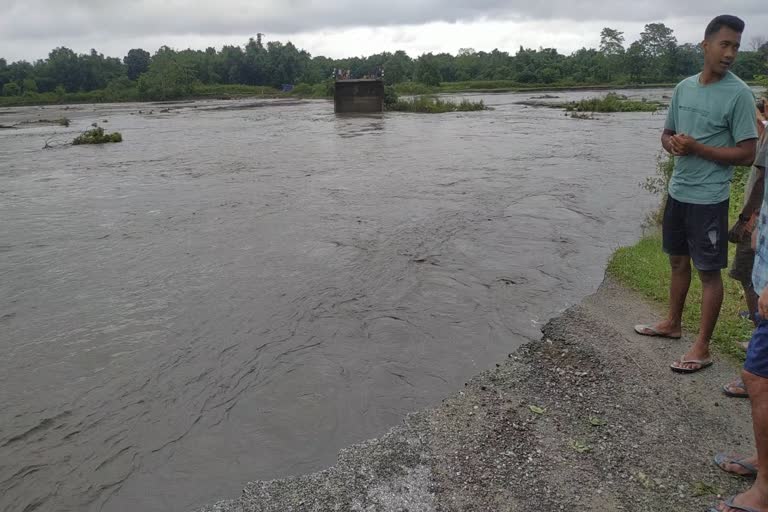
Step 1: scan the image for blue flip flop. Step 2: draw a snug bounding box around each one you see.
[713,453,758,477]
[709,496,761,512]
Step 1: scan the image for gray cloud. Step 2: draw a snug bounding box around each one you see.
[2,0,767,61]
[3,0,766,40]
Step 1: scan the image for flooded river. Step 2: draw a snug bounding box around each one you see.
[0,89,665,511]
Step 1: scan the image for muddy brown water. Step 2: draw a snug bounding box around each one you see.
[1,90,666,512]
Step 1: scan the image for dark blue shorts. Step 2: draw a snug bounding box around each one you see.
[745,320,768,379]
[662,195,729,271]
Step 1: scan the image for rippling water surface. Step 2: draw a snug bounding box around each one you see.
[0,90,666,511]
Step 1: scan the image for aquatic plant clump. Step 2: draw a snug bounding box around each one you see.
[389,95,487,113]
[565,93,661,113]
[73,127,123,145]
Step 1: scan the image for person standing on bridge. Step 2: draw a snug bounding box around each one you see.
[633,14,757,373]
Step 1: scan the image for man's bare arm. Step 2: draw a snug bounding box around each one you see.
[743,167,766,217]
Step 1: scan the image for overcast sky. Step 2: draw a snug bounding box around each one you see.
[2,0,768,62]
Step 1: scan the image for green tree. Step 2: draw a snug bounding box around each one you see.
[3,82,21,96]
[639,23,677,58]
[732,51,767,81]
[217,45,246,84]
[673,43,704,77]
[124,49,150,80]
[625,41,648,82]
[0,58,7,88]
[44,47,81,92]
[415,54,441,85]
[22,78,37,94]
[383,50,413,84]
[600,28,625,55]
[638,23,677,81]
[137,48,195,100]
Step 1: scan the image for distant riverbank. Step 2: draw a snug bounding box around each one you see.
[0,80,691,108]
[3,79,762,109]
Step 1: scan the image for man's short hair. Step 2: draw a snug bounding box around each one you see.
[705,15,745,39]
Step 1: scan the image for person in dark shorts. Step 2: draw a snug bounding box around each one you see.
[633,15,757,373]
[723,109,768,398]
[710,121,768,512]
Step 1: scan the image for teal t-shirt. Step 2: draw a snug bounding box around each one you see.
[664,71,757,204]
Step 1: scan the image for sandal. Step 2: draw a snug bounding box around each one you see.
[713,453,758,477]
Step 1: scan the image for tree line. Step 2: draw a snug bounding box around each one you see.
[1,24,766,101]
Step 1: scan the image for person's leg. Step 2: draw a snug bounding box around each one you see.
[714,371,768,511]
[746,284,760,326]
[712,321,768,511]
[641,197,690,337]
[724,242,757,391]
[674,270,722,369]
[673,199,729,372]
[647,255,690,336]
[730,240,759,327]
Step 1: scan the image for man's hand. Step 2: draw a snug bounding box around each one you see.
[759,286,768,321]
[729,218,751,243]
[729,212,759,244]
[669,134,698,156]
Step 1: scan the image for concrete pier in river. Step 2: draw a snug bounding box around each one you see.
[334,79,384,113]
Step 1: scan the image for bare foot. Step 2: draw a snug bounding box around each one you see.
[723,378,749,398]
[715,453,758,476]
[634,319,682,338]
[670,343,711,372]
[711,488,768,511]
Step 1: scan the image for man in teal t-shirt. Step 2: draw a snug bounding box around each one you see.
[634,15,757,374]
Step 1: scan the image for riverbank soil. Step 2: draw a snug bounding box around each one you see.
[200,276,754,511]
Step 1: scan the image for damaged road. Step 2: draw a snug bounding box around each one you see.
[200,277,754,512]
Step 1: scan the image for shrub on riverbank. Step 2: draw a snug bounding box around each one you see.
[608,164,753,360]
[393,82,438,95]
[565,93,662,113]
[389,95,486,113]
[290,81,334,98]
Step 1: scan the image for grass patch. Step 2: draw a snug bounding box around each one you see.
[565,93,662,113]
[389,95,487,113]
[435,80,681,94]
[608,164,754,361]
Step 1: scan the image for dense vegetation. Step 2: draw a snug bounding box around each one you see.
[565,93,663,113]
[388,96,487,113]
[1,24,766,105]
